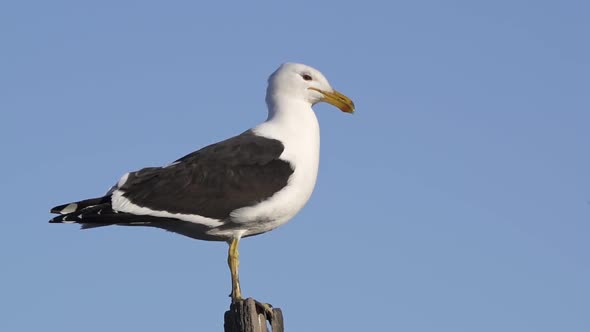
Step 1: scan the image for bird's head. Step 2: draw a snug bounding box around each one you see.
[266,63,355,114]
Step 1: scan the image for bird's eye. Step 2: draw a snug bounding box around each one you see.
[301,74,312,81]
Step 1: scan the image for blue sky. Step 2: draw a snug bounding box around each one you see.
[1,1,589,331]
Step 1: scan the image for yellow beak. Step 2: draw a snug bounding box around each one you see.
[309,87,355,114]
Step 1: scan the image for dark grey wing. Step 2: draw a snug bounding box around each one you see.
[118,130,294,219]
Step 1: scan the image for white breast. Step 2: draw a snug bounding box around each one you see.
[211,100,320,238]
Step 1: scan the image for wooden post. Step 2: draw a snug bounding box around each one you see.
[224,298,284,332]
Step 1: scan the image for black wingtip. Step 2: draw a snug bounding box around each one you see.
[49,213,79,224]
[50,205,65,214]
[49,214,67,223]
[50,202,78,214]
[50,196,111,215]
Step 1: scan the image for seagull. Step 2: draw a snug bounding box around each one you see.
[50,63,355,303]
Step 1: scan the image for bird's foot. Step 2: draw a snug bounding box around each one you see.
[230,297,274,320]
[253,299,274,319]
[229,291,243,304]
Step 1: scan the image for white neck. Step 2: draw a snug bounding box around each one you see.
[257,94,320,149]
[259,94,321,188]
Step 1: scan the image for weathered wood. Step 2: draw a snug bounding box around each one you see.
[224,298,284,332]
[269,307,284,332]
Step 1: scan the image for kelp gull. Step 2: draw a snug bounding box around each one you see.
[49,62,355,303]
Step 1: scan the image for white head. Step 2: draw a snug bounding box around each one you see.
[266,63,355,114]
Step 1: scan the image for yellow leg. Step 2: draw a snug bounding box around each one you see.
[228,237,243,303]
[227,238,275,318]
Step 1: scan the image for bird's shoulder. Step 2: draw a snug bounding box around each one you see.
[175,129,285,166]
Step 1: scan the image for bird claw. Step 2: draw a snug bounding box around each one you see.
[253,299,274,319]
[231,297,274,320]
